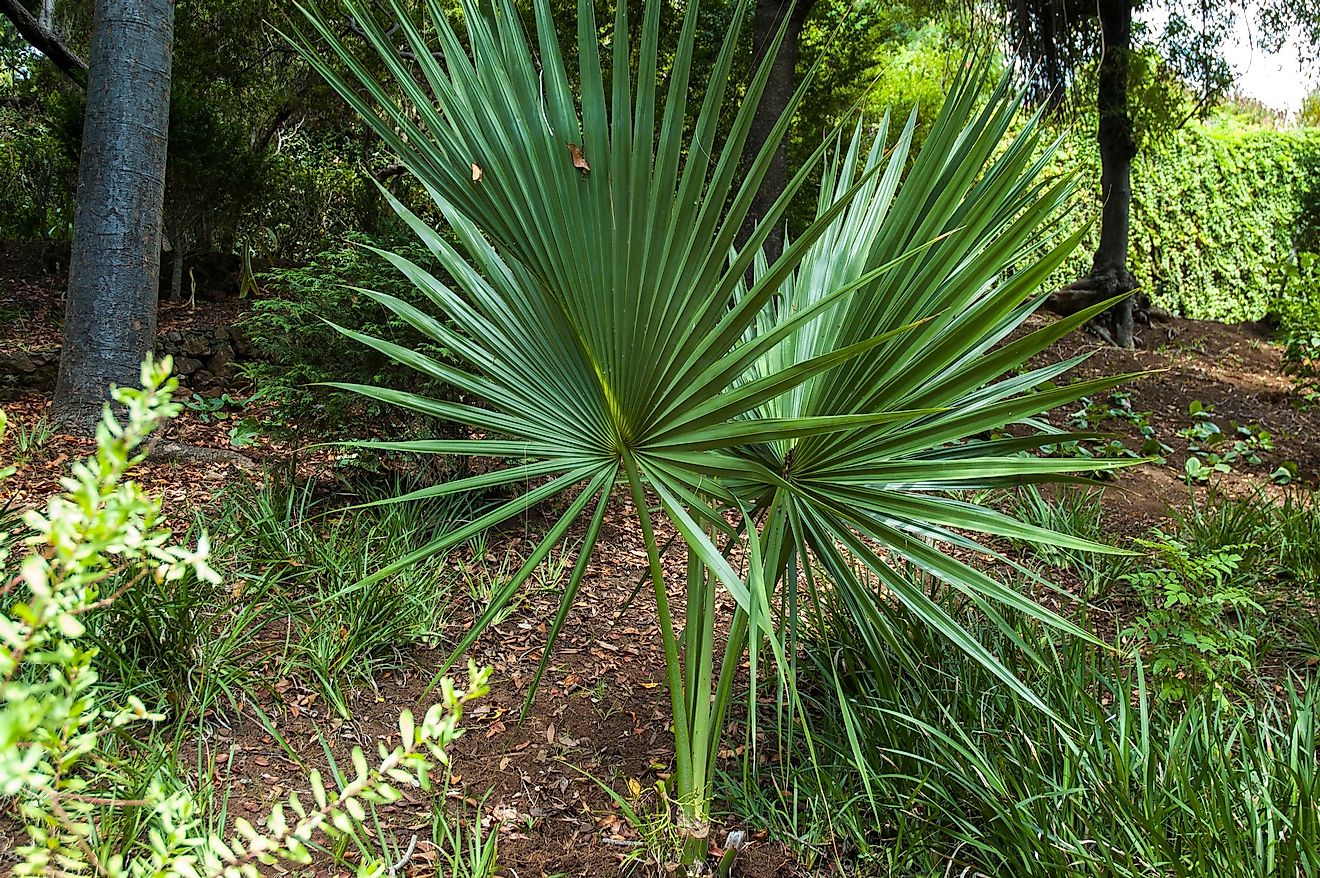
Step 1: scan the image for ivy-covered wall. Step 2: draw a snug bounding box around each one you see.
[1051,121,1320,322]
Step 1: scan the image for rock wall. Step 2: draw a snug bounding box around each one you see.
[1,325,254,400]
[0,349,59,400]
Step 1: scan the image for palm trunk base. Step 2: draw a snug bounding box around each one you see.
[677,811,712,872]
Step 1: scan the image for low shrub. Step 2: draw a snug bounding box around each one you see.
[242,233,458,439]
[1120,534,1263,701]
[0,360,492,876]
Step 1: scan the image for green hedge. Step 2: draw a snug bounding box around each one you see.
[1050,120,1320,322]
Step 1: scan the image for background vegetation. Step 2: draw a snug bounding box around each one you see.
[4,0,1320,876]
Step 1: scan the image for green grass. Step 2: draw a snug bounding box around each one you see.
[73,474,482,721]
[744,585,1320,877]
[1173,487,1320,591]
[208,477,477,717]
[1006,485,1133,597]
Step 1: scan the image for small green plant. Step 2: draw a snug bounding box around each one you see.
[182,391,246,423]
[1121,533,1263,701]
[9,412,56,465]
[428,794,500,878]
[1178,401,1275,483]
[226,416,262,448]
[1046,390,1170,466]
[0,360,492,877]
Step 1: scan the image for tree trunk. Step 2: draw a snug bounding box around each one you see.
[38,0,54,30]
[1090,0,1138,347]
[52,0,173,433]
[738,0,814,260]
[166,224,185,302]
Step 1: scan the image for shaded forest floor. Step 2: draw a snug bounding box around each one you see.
[3,255,1319,876]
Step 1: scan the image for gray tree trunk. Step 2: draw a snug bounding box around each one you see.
[52,0,174,433]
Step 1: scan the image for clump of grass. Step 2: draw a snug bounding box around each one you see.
[743,582,1320,878]
[1174,487,1320,591]
[75,473,486,721]
[1005,485,1132,597]
[207,476,478,717]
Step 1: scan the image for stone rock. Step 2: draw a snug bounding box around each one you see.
[1,351,36,373]
[174,357,203,375]
[0,348,59,399]
[228,325,255,358]
[209,342,237,379]
[181,334,210,357]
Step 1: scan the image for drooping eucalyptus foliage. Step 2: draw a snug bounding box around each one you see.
[289,0,1134,864]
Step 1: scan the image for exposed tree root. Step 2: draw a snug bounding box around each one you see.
[1041,269,1169,349]
[145,438,258,471]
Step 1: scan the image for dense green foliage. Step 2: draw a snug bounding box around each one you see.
[773,597,1320,877]
[1051,118,1320,321]
[0,108,74,240]
[243,233,455,433]
[754,486,1320,876]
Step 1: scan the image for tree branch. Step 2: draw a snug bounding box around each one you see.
[0,0,88,89]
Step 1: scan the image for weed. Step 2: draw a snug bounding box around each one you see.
[181,391,246,423]
[459,532,572,627]
[1120,533,1263,701]
[1041,391,1170,468]
[579,677,624,723]
[10,413,55,464]
[1178,400,1275,483]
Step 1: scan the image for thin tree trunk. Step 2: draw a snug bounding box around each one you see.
[38,0,54,30]
[170,239,184,302]
[1090,0,1138,347]
[52,0,174,433]
[738,0,814,260]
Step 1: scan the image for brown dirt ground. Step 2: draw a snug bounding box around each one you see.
[4,262,1320,875]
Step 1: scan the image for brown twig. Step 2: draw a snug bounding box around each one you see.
[0,0,87,88]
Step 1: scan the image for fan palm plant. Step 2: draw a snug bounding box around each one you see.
[288,0,1136,866]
